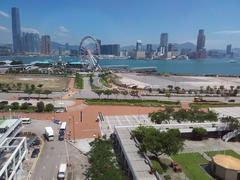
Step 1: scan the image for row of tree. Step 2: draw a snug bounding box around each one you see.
[93,89,139,99]
[0,101,54,112]
[85,137,127,180]
[149,107,218,124]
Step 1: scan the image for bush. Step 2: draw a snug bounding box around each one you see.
[11,102,20,110]
[0,103,6,110]
[21,102,29,110]
[36,101,45,112]
[0,101,8,105]
[192,127,207,140]
[45,103,54,112]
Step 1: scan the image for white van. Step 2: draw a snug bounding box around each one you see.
[45,127,54,141]
[57,163,67,179]
[20,117,32,124]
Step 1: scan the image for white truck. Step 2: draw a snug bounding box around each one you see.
[45,127,54,141]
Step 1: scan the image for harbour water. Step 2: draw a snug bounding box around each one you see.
[1,56,240,75]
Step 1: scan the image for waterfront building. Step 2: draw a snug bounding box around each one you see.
[70,49,79,57]
[101,44,120,56]
[160,33,168,57]
[97,39,102,47]
[226,44,233,57]
[11,7,22,54]
[22,32,40,53]
[134,51,146,59]
[136,40,143,51]
[146,44,153,59]
[41,35,51,55]
[196,29,207,58]
[65,43,69,50]
[0,46,12,56]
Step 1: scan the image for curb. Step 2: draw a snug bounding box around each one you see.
[66,140,87,155]
[26,136,45,180]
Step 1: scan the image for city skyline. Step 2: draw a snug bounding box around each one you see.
[1,0,240,49]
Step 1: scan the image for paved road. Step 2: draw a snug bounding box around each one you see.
[23,120,88,180]
[74,90,240,103]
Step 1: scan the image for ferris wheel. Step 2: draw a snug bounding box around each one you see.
[79,36,101,71]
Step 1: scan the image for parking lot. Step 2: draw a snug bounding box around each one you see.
[22,120,88,180]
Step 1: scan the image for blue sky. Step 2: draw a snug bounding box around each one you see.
[1,0,240,49]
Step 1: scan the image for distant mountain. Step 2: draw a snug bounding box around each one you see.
[173,42,196,51]
[51,41,79,50]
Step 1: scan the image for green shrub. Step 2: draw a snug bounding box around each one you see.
[11,102,19,110]
[36,101,45,112]
[192,127,207,140]
[21,102,29,110]
[45,103,54,112]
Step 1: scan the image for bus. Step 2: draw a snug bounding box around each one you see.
[20,118,32,124]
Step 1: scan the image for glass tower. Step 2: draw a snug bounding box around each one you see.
[11,7,22,53]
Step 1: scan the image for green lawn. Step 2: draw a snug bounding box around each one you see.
[85,98,180,107]
[190,102,240,108]
[172,153,212,180]
[74,75,84,89]
[206,150,240,159]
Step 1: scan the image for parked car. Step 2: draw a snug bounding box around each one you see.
[31,148,40,158]
[53,119,61,125]
[228,99,235,102]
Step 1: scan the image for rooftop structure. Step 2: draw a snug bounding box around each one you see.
[210,107,240,119]
[100,114,227,138]
[0,137,27,180]
[114,127,157,180]
[212,154,240,180]
[0,119,22,144]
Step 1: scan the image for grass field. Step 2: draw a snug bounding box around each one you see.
[206,149,240,159]
[74,74,84,89]
[172,153,211,180]
[190,102,240,108]
[85,98,180,107]
[0,74,69,92]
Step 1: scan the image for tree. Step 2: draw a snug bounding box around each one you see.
[149,111,170,124]
[36,101,45,112]
[31,84,36,91]
[131,126,184,158]
[11,102,19,110]
[16,83,22,91]
[85,137,127,180]
[173,109,189,123]
[45,103,54,112]
[121,90,128,99]
[21,102,29,110]
[112,88,120,99]
[43,90,52,98]
[221,116,240,130]
[103,89,112,99]
[94,89,103,99]
[192,127,207,140]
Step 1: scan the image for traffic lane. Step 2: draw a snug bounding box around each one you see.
[31,139,67,180]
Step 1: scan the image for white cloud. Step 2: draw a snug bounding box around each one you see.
[0,26,9,32]
[213,30,240,35]
[59,26,69,33]
[21,27,40,34]
[0,10,9,18]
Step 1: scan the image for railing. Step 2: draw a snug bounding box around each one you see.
[222,129,240,142]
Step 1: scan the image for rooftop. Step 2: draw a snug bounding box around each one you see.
[213,154,240,171]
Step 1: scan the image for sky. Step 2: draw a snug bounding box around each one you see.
[1,0,240,49]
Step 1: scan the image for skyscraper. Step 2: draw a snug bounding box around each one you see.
[146,44,152,53]
[101,44,120,56]
[136,40,143,51]
[226,44,232,55]
[41,35,51,55]
[22,32,40,53]
[11,7,22,53]
[160,33,168,57]
[196,29,207,58]
[196,29,205,52]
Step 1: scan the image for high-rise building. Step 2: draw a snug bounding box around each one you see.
[136,40,143,51]
[101,44,120,56]
[196,29,207,58]
[11,7,22,54]
[41,35,51,55]
[196,29,205,52]
[65,43,69,50]
[160,33,168,57]
[22,32,40,53]
[146,44,152,53]
[226,44,232,55]
[97,39,101,47]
